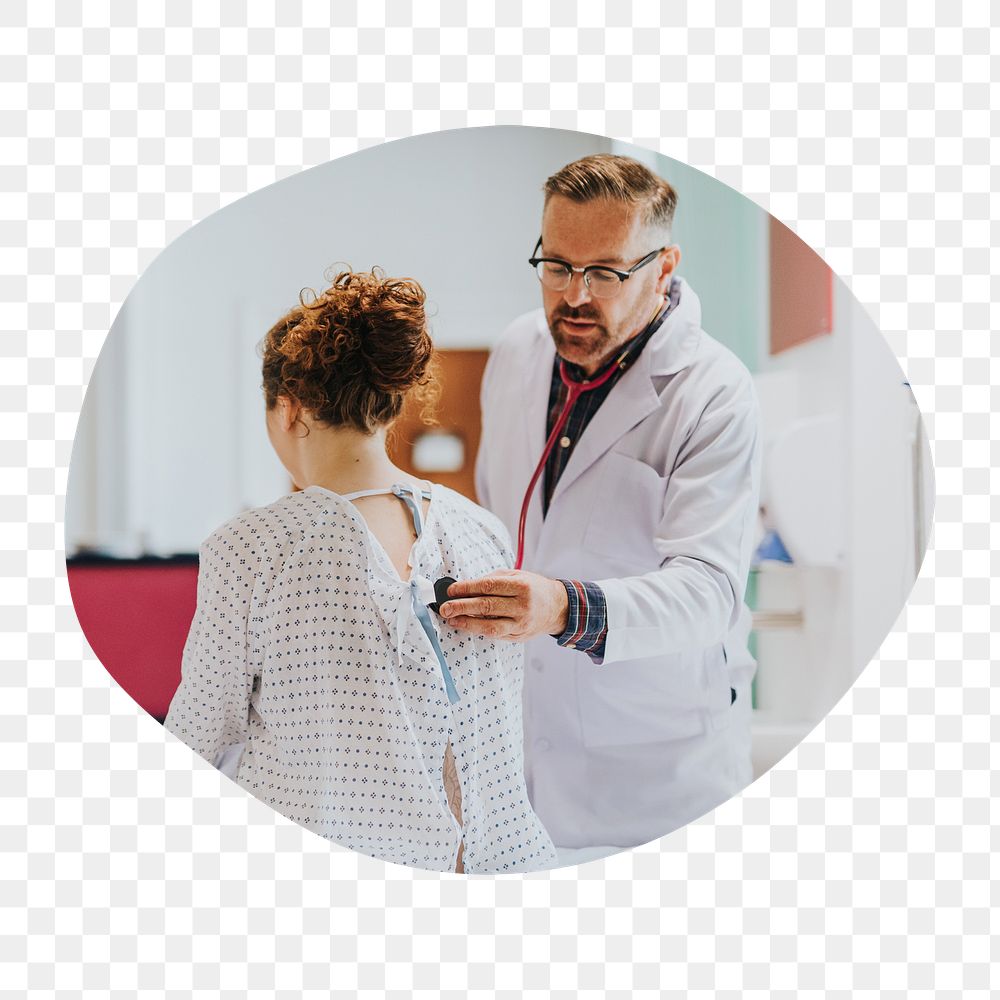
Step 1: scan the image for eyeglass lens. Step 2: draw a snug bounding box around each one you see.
[535,262,623,298]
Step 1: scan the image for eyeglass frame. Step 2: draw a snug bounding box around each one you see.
[527,236,666,296]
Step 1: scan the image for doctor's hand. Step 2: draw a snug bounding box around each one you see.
[440,570,569,642]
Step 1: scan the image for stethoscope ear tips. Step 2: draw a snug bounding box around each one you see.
[429,576,457,615]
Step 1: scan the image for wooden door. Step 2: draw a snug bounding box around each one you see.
[387,349,490,502]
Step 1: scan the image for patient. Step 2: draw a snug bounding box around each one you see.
[164,268,557,873]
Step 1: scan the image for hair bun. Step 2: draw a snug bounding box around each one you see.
[333,269,430,394]
[261,267,437,433]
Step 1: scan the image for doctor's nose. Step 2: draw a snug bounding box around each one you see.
[560,271,593,308]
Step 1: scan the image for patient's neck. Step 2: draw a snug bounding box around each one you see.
[292,423,412,496]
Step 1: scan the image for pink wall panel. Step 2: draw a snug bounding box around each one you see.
[770,217,834,354]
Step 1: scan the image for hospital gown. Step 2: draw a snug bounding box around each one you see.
[164,483,558,874]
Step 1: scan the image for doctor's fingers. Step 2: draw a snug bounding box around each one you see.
[443,614,524,640]
[445,572,526,600]
[440,594,523,621]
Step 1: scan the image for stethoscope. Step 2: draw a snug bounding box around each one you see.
[513,296,671,569]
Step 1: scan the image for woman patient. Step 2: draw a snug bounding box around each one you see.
[165,268,557,873]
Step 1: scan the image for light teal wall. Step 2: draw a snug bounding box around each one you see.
[614,143,767,373]
[656,155,766,373]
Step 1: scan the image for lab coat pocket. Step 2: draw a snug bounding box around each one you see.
[583,451,666,572]
[702,642,736,734]
[576,653,706,748]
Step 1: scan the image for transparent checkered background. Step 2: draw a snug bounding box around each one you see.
[2,2,995,994]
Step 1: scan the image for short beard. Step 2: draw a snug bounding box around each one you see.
[547,307,613,369]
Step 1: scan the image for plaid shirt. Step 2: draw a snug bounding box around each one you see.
[546,284,679,661]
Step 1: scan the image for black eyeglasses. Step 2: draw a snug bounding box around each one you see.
[528,237,664,299]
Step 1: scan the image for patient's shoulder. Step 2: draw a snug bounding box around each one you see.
[432,483,501,527]
[430,484,513,566]
[200,489,361,574]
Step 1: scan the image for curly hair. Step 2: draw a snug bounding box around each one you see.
[261,268,438,434]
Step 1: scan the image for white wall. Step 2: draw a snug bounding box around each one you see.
[66,128,609,555]
[844,286,928,674]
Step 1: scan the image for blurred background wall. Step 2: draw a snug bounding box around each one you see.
[67,128,603,555]
[66,127,933,774]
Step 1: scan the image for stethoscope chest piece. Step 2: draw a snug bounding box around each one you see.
[429,576,457,615]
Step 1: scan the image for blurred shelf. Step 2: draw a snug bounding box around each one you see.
[751,715,814,739]
[750,561,798,574]
[752,610,804,630]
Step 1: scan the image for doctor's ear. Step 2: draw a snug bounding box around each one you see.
[656,246,681,290]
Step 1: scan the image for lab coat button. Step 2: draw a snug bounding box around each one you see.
[535,738,552,752]
[531,658,543,672]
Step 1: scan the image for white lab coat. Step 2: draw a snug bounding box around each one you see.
[475,279,762,849]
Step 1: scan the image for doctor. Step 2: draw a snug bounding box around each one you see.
[441,154,762,850]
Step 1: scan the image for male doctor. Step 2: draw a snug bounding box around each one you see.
[441,154,762,851]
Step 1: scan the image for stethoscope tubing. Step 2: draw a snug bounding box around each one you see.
[512,297,671,571]
[513,353,626,570]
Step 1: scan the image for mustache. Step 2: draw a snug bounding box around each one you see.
[553,307,602,324]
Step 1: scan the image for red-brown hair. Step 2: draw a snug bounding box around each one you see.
[261,268,437,433]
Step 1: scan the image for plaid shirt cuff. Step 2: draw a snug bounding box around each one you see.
[553,579,609,661]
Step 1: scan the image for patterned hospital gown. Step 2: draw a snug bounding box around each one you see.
[164,483,558,874]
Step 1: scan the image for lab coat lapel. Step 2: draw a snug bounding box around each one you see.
[545,288,700,508]
[545,347,660,507]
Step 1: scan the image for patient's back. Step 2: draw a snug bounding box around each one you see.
[344,481,459,866]
[348,487,431,583]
